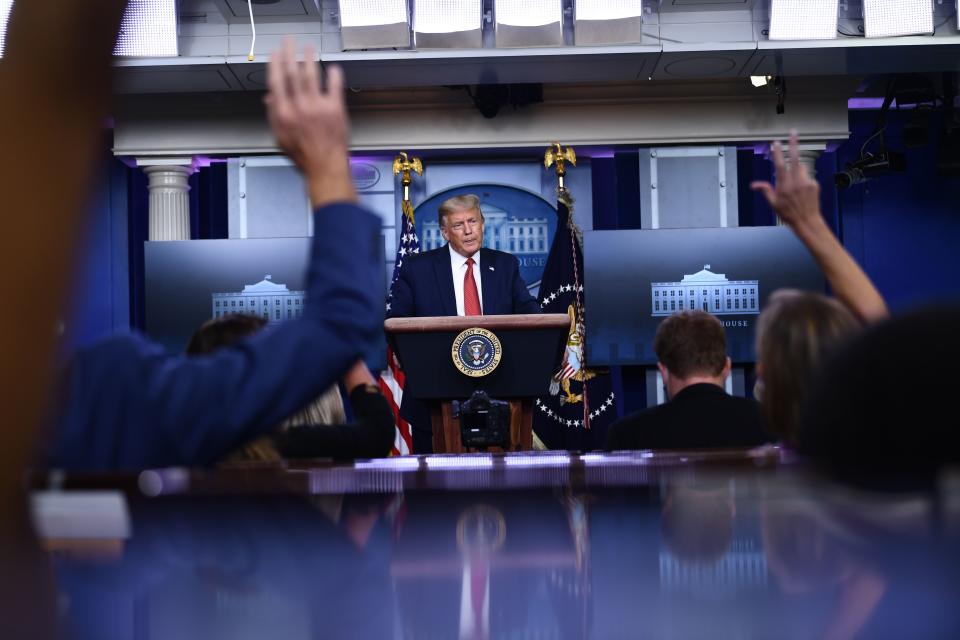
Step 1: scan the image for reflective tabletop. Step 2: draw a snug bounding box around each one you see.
[20,451,960,639]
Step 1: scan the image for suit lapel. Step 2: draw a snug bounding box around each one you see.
[434,246,457,316]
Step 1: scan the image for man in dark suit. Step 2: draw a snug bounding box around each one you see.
[387,194,541,318]
[605,311,771,451]
[387,194,540,453]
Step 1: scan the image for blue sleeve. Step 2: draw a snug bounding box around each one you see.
[510,255,542,314]
[50,202,384,471]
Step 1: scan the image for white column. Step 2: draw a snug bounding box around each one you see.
[141,159,194,240]
[789,144,826,180]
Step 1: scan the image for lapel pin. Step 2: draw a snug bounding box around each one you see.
[489,266,495,271]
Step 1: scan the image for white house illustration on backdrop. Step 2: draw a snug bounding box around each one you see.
[420,203,549,254]
[211,275,305,323]
[651,265,759,317]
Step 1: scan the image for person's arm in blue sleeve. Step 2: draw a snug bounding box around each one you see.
[49,40,384,470]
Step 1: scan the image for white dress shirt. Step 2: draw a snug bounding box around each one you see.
[449,244,484,316]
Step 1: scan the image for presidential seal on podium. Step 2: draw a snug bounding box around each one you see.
[452,328,503,377]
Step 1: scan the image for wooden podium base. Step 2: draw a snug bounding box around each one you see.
[430,399,534,454]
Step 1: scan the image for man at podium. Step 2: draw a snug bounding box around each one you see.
[387,194,541,318]
[387,194,541,453]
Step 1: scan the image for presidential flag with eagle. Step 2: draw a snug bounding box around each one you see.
[534,144,616,450]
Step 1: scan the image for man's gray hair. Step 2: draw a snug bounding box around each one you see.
[438,194,482,227]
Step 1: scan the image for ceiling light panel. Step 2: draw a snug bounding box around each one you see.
[339,0,411,49]
[862,0,934,38]
[576,0,642,21]
[575,0,643,45]
[768,0,838,41]
[496,0,561,27]
[0,0,11,57]
[495,0,563,47]
[114,0,178,57]
[1,0,178,58]
[414,0,483,48]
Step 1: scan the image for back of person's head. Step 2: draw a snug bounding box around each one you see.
[800,305,960,479]
[654,310,727,379]
[755,289,860,447]
[660,484,734,565]
[186,314,267,356]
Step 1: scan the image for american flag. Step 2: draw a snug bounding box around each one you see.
[379,199,419,455]
[557,360,577,380]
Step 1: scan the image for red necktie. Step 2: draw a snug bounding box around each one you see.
[464,258,482,316]
[470,554,488,639]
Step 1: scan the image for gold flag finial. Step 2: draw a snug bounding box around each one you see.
[544,142,576,190]
[392,152,423,202]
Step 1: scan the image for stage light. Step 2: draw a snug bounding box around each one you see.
[494,0,563,47]
[0,0,11,58]
[750,75,771,88]
[768,0,838,41]
[862,0,933,38]
[113,0,178,57]
[574,0,643,45]
[1,0,178,58]
[413,0,483,48]
[339,0,411,50]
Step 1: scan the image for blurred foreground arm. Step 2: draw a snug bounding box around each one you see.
[0,1,127,495]
[0,3,127,635]
[49,40,383,470]
[751,132,888,323]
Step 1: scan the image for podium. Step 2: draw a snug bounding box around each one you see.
[385,314,570,453]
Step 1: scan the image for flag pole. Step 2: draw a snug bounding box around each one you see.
[382,152,423,455]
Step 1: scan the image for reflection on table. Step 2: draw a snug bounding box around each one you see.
[25,450,960,639]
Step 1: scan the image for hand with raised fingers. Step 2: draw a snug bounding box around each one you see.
[264,38,355,206]
[750,130,822,233]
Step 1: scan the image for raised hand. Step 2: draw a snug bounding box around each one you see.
[264,38,355,207]
[752,130,888,323]
[750,130,822,232]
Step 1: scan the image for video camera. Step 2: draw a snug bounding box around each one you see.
[454,390,511,450]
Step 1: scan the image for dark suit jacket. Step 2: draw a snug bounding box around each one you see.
[605,383,771,451]
[387,245,541,318]
[48,202,383,471]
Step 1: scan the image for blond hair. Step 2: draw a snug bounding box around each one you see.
[755,289,860,446]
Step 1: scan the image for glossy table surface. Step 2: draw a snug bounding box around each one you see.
[20,450,960,639]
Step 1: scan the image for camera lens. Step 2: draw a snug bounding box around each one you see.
[834,171,853,189]
[834,166,864,189]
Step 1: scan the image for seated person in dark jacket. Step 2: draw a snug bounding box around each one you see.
[605,310,771,451]
[186,314,394,460]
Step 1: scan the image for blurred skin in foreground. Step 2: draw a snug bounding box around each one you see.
[0,2,129,636]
